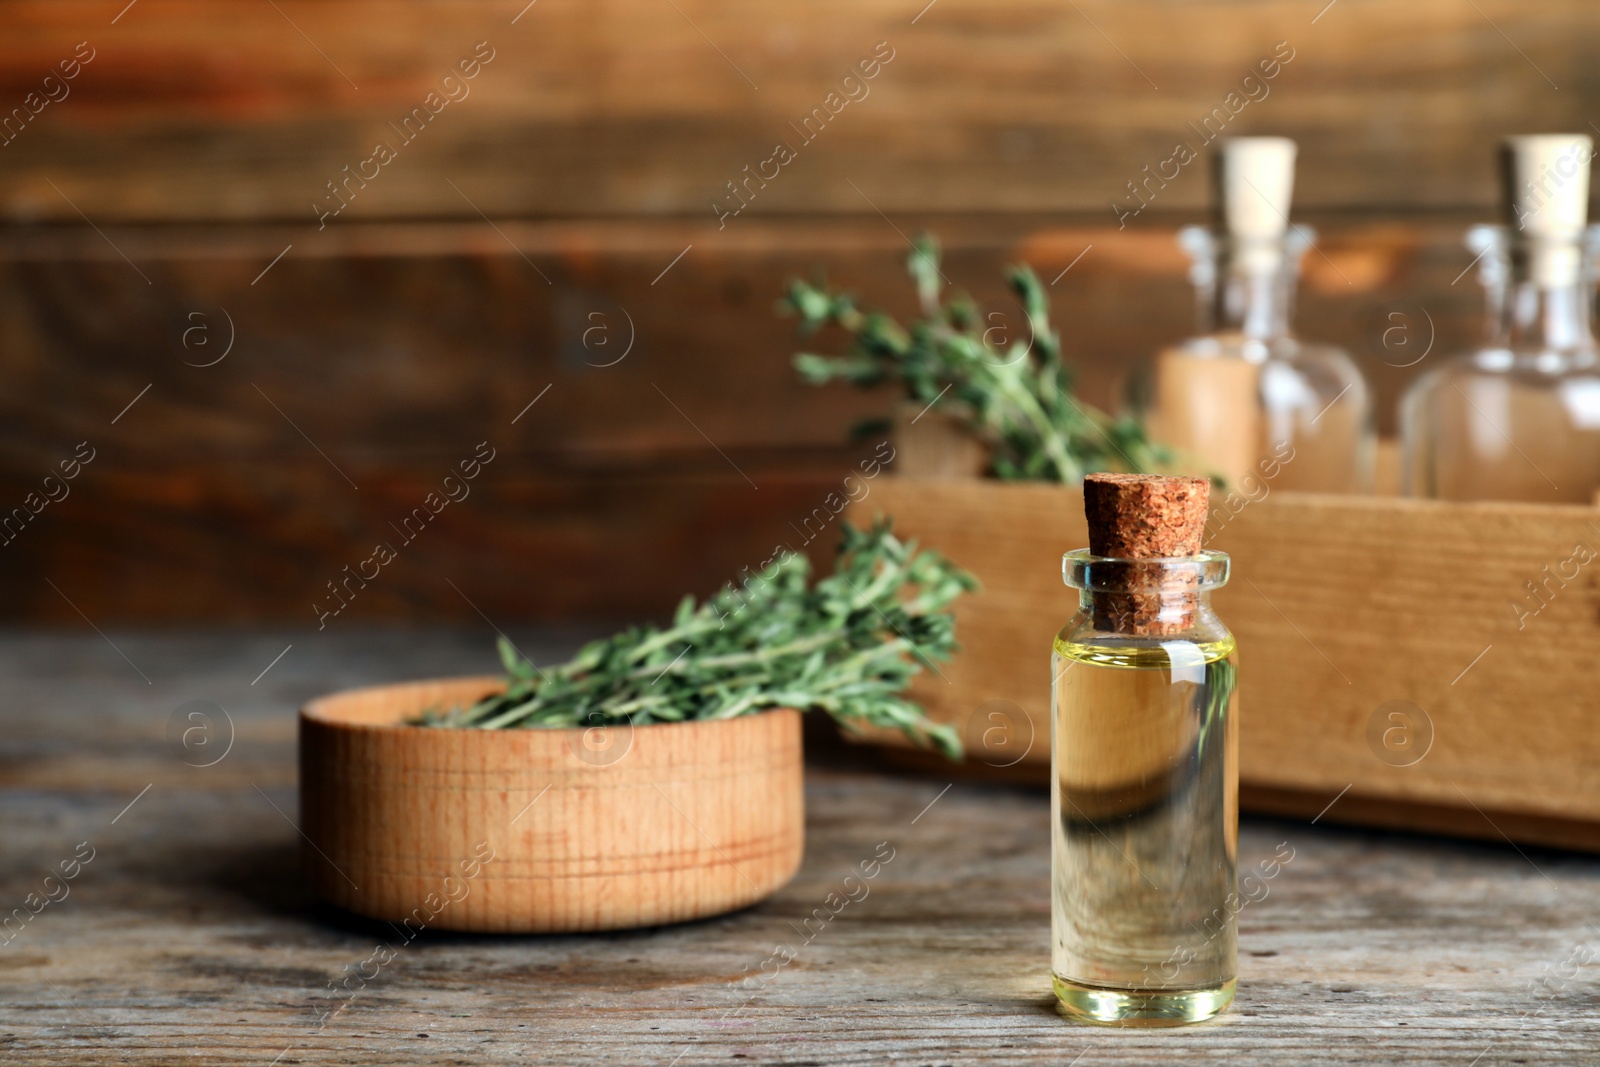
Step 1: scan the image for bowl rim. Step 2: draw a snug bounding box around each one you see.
[300,674,801,735]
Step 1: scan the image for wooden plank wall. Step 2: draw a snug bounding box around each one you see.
[1,0,1596,624]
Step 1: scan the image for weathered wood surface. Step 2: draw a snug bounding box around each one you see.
[0,214,1489,623]
[3,1,1597,221]
[2,631,1599,1064]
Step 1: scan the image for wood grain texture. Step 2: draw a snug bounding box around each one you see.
[299,677,804,932]
[1,0,1592,630]
[0,214,1498,622]
[3,631,1600,1064]
[2,1,1597,221]
[891,401,989,480]
[848,477,1600,851]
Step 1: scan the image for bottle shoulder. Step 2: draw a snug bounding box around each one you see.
[1163,335,1370,417]
[1402,347,1600,396]
[1172,334,1360,372]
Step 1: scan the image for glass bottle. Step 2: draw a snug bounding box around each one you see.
[1402,135,1600,503]
[1051,548,1238,1025]
[1141,137,1374,493]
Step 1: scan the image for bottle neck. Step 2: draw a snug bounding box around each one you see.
[1063,550,1231,639]
[1209,266,1292,340]
[1498,234,1596,355]
[1180,228,1306,343]
[1500,279,1592,351]
[1081,585,1211,637]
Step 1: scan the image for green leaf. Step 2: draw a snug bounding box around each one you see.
[497,636,530,678]
[418,520,970,761]
[781,230,1184,484]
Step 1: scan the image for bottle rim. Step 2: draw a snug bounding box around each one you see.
[1062,548,1231,592]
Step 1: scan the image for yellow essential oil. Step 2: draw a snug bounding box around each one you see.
[1051,545,1239,1026]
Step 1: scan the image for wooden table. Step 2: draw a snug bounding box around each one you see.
[2,631,1596,1065]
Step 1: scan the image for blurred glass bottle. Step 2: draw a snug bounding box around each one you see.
[1136,137,1374,493]
[1402,135,1600,503]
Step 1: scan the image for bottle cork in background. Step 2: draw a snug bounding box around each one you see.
[1215,136,1297,273]
[1083,472,1210,636]
[1501,134,1593,288]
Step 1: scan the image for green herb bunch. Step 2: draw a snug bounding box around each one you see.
[419,520,975,759]
[782,234,1173,483]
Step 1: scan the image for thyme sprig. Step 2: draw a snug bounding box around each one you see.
[417,520,975,759]
[782,233,1174,483]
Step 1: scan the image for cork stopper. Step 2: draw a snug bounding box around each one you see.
[1501,134,1593,286]
[1085,473,1209,558]
[1082,473,1210,635]
[1214,137,1297,272]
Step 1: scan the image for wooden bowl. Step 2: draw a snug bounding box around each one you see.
[298,676,804,932]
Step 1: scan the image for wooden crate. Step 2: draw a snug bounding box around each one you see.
[846,476,1600,851]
